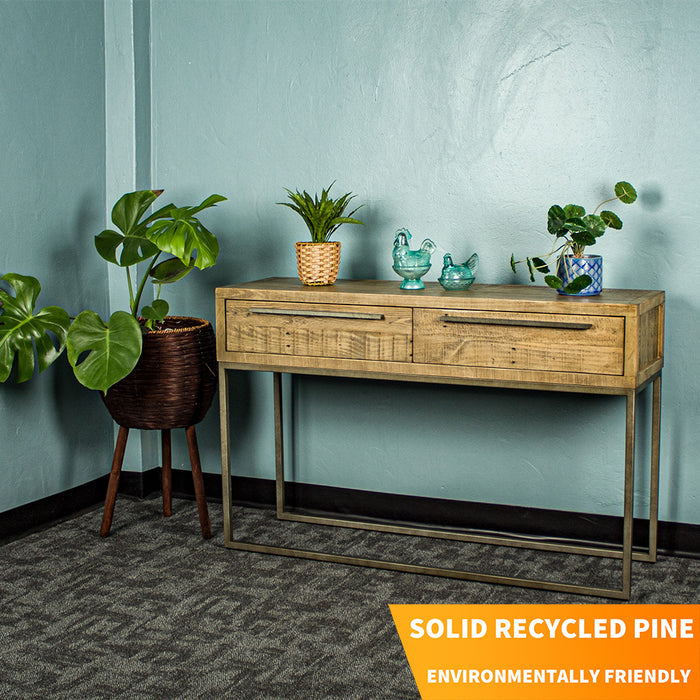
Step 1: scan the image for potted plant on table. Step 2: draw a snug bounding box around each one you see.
[278,182,364,285]
[1,189,226,538]
[510,181,637,296]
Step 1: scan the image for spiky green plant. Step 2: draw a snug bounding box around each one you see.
[278,183,364,242]
[510,181,637,294]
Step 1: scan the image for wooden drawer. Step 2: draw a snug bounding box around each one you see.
[413,308,625,375]
[225,300,412,362]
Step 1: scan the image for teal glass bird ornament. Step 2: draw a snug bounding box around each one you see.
[438,252,479,291]
[392,228,437,290]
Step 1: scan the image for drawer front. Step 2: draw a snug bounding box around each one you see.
[225,300,412,362]
[414,309,625,375]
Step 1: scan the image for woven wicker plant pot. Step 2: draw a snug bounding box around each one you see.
[295,241,341,286]
[101,316,217,430]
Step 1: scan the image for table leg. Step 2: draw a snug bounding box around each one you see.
[630,376,662,564]
[219,365,233,543]
[620,389,637,599]
[222,370,660,599]
[274,372,285,517]
[648,375,662,562]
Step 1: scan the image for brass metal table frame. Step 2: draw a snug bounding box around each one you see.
[219,367,662,600]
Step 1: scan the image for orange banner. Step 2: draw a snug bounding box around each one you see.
[390,604,700,700]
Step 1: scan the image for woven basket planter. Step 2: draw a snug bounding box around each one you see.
[295,241,341,286]
[101,316,217,430]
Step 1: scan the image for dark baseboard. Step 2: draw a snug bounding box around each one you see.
[123,468,700,558]
[119,467,163,499]
[2,468,699,558]
[0,475,109,543]
[219,475,700,559]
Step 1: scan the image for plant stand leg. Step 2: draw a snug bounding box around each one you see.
[100,425,130,537]
[161,429,172,517]
[185,425,211,539]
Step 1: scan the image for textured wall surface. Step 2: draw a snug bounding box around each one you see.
[2,0,699,527]
[149,0,700,524]
[0,1,111,511]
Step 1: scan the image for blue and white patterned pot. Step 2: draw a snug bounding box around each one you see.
[557,255,603,296]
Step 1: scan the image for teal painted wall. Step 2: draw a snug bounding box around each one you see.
[0,1,111,511]
[2,0,699,529]
[149,0,700,525]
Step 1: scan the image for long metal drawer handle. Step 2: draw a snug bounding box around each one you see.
[439,315,592,331]
[248,307,385,321]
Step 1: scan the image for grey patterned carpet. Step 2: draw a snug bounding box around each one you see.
[1,496,699,699]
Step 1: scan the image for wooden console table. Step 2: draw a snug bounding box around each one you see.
[215,278,664,599]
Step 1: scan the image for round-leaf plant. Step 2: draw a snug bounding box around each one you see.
[510,181,637,294]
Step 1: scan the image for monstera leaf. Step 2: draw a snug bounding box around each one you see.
[145,194,226,270]
[0,273,70,383]
[94,227,160,268]
[94,189,164,267]
[66,310,142,393]
[149,256,196,284]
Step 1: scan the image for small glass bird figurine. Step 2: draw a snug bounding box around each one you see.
[392,228,437,290]
[438,252,479,291]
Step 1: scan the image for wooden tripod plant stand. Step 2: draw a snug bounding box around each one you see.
[100,425,212,539]
[97,316,218,539]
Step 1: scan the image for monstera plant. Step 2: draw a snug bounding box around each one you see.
[0,189,226,392]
